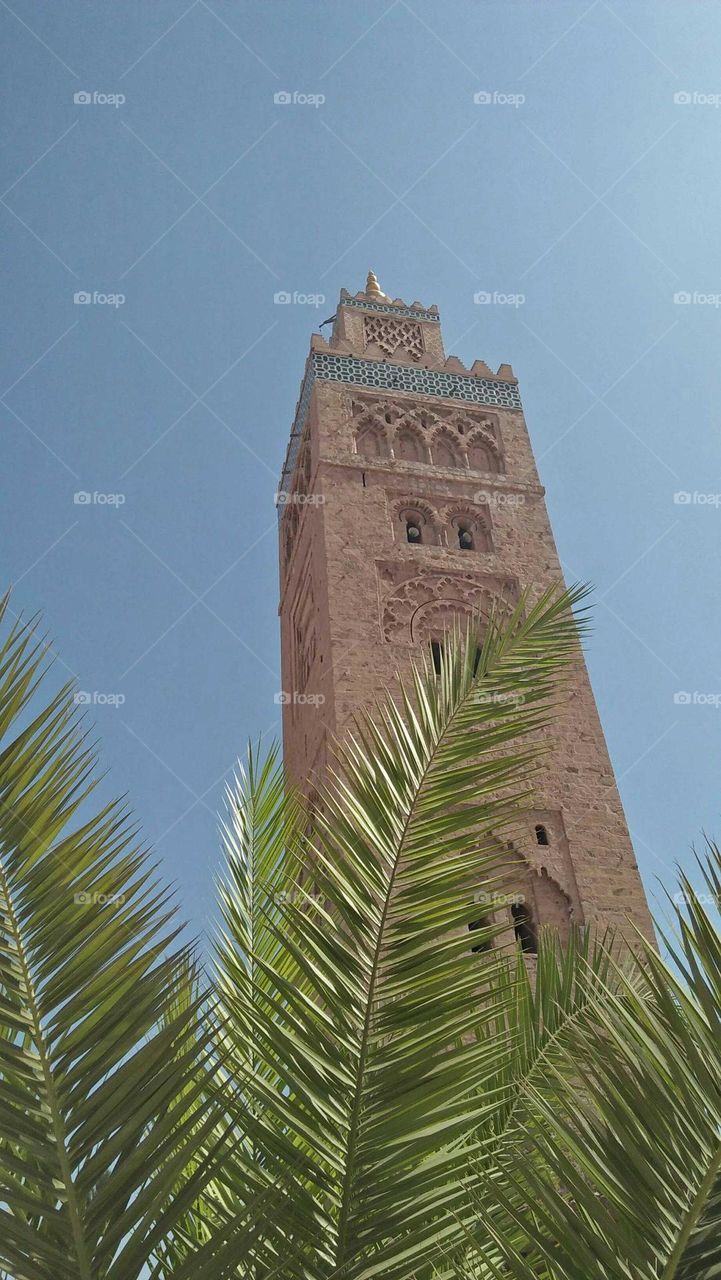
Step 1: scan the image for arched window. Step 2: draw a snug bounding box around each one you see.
[535,824,549,846]
[406,517,422,545]
[467,437,499,473]
[511,901,537,954]
[431,433,462,468]
[448,511,492,554]
[356,425,388,459]
[395,427,425,463]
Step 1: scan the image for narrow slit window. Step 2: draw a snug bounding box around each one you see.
[430,640,444,676]
[535,824,549,846]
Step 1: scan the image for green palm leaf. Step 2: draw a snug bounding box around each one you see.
[210,584,590,1278]
[0,598,225,1280]
[465,843,721,1280]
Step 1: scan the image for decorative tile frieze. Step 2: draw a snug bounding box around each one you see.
[341,298,440,322]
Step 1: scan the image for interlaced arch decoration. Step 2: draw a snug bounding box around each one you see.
[393,423,427,463]
[378,568,517,644]
[429,428,463,469]
[347,394,505,471]
[355,420,390,459]
[363,315,424,362]
[466,430,502,473]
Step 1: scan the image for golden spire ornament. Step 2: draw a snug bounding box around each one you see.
[365,269,387,301]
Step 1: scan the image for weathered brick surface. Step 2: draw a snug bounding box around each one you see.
[278,283,654,942]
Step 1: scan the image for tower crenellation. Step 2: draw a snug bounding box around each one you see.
[277,272,653,947]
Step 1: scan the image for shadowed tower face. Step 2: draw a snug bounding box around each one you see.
[277,272,653,944]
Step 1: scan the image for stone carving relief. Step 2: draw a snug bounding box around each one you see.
[350,394,504,472]
[377,563,516,644]
[363,315,424,362]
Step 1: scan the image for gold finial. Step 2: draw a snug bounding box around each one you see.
[365,269,386,301]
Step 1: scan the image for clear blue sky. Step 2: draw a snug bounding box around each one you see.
[3,0,720,939]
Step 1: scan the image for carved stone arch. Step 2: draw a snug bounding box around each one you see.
[429,426,464,469]
[381,569,516,644]
[445,504,493,553]
[392,422,428,464]
[409,597,475,643]
[393,497,440,547]
[466,430,503,474]
[391,496,440,534]
[355,417,390,459]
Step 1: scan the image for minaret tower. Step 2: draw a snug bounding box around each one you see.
[277,273,653,942]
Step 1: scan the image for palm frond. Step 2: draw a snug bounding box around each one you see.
[467,839,721,1280]
[0,597,225,1280]
[211,583,591,1278]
